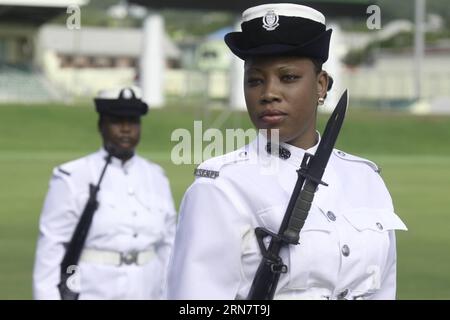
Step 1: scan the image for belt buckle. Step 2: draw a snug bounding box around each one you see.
[120,251,138,265]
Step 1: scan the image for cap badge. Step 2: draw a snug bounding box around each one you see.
[262,9,279,31]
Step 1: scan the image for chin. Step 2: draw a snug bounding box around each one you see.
[260,127,289,141]
[117,149,135,159]
[107,144,135,159]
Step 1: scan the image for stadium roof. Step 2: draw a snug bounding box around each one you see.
[0,0,88,26]
[128,0,371,18]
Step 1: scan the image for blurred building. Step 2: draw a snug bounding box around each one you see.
[36,25,181,97]
[130,0,372,110]
[341,18,450,112]
[344,46,450,104]
[0,0,87,102]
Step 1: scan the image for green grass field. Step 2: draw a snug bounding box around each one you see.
[1,102,449,299]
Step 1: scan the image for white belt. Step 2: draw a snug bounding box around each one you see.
[80,248,156,266]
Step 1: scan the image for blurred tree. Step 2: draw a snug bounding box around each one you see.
[48,1,234,38]
[377,0,450,28]
[48,0,450,36]
[161,9,234,39]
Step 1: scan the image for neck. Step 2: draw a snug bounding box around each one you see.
[119,154,133,163]
[103,145,134,163]
[286,129,318,150]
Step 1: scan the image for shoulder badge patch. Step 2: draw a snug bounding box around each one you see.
[194,168,219,179]
[334,149,381,173]
[193,148,250,179]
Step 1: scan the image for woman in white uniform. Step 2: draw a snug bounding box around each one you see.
[33,87,176,299]
[167,3,407,300]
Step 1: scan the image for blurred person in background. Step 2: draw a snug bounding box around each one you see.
[33,87,176,299]
[167,3,407,300]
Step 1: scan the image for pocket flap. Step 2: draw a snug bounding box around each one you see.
[343,208,407,232]
[302,208,333,232]
[256,205,332,234]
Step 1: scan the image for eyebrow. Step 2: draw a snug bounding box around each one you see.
[278,66,301,72]
[244,65,263,72]
[245,65,301,73]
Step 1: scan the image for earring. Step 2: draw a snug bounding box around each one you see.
[318,97,325,105]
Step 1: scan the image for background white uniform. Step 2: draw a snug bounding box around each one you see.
[167,135,407,300]
[33,148,176,299]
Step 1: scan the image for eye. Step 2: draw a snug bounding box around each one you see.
[109,117,122,124]
[246,77,263,87]
[281,74,300,82]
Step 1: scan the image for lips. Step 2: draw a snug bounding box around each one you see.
[118,137,133,144]
[259,109,287,125]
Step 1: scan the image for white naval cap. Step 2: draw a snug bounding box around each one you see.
[224,2,332,62]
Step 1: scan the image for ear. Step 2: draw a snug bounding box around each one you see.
[316,71,329,99]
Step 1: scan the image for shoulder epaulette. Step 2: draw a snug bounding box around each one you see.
[334,149,381,173]
[194,148,250,179]
[57,167,71,176]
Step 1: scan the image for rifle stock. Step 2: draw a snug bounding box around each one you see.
[246,257,281,299]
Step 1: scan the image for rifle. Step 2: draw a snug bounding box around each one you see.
[58,153,112,300]
[247,90,348,300]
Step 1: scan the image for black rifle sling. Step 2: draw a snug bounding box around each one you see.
[58,153,112,300]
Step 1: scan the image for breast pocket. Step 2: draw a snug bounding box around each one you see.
[342,208,407,294]
[78,191,123,240]
[344,208,406,255]
[135,194,167,242]
[287,208,333,290]
[256,205,333,291]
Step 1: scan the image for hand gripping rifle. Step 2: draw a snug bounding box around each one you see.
[58,153,112,300]
[247,90,348,300]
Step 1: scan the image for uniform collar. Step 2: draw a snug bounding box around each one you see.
[98,147,137,171]
[253,131,321,167]
[250,131,337,219]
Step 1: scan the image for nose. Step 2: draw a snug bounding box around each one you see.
[120,120,132,132]
[260,79,281,104]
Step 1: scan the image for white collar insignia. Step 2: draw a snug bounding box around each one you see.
[262,9,279,31]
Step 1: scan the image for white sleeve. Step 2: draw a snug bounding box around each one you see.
[155,177,177,298]
[370,230,398,300]
[167,180,246,299]
[32,169,79,300]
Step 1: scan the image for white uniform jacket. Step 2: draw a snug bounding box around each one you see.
[33,148,176,299]
[167,135,407,300]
